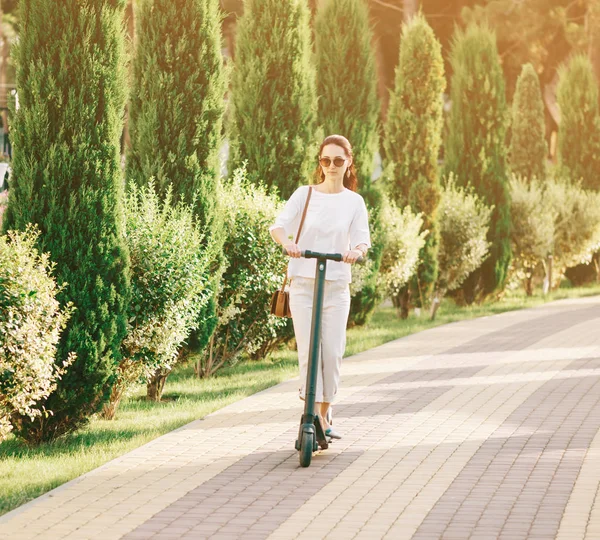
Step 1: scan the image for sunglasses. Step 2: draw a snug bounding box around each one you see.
[319,157,346,168]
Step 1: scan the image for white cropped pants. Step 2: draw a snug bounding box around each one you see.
[289,277,351,403]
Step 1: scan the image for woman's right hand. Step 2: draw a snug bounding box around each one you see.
[283,242,301,258]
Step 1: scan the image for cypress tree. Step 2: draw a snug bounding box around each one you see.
[557,55,600,191]
[229,0,318,200]
[314,0,380,186]
[127,0,227,383]
[4,0,130,442]
[313,0,382,325]
[384,13,445,308]
[558,55,600,285]
[444,23,511,297]
[127,0,226,228]
[510,63,547,181]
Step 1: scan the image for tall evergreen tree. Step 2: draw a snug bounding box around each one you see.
[558,54,600,286]
[314,0,380,186]
[509,63,547,181]
[127,0,228,379]
[4,0,130,442]
[128,0,226,228]
[445,23,511,298]
[229,0,318,199]
[313,0,383,325]
[384,13,445,308]
[557,55,600,191]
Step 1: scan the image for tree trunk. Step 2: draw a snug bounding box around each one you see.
[398,288,411,320]
[525,272,533,297]
[147,367,171,402]
[461,270,479,305]
[543,255,553,295]
[101,381,125,420]
[429,289,443,321]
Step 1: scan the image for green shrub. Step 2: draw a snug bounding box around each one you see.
[545,177,600,280]
[433,178,492,316]
[0,228,74,442]
[509,64,547,181]
[508,176,554,295]
[228,0,318,199]
[127,0,228,383]
[102,184,212,416]
[197,168,289,377]
[348,183,385,327]
[377,199,426,313]
[5,0,130,443]
[557,55,600,191]
[444,23,511,298]
[314,0,380,186]
[383,13,445,307]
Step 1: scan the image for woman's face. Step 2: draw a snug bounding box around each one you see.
[320,144,351,181]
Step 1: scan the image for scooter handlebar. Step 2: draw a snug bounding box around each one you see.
[281,247,364,264]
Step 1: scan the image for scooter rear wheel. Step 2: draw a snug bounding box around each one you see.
[299,432,313,467]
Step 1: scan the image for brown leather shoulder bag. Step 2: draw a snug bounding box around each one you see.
[270,187,313,318]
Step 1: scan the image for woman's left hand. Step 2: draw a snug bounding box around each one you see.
[342,248,363,264]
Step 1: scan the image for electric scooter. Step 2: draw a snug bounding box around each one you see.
[283,248,363,467]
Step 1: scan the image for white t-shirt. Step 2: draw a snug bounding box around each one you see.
[270,185,371,283]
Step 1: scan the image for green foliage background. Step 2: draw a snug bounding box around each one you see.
[4,0,130,442]
[314,0,380,186]
[557,55,600,191]
[384,13,445,306]
[444,23,511,298]
[127,0,228,354]
[228,0,318,200]
[509,64,547,181]
[313,0,382,325]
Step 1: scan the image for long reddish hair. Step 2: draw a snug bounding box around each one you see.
[313,134,358,192]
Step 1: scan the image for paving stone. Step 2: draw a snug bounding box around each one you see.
[1,297,600,540]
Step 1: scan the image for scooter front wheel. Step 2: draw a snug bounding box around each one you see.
[299,431,314,467]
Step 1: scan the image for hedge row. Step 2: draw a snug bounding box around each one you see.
[2,0,600,445]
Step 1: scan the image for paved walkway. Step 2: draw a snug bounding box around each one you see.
[2,295,600,540]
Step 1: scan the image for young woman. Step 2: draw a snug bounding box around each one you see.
[269,134,371,439]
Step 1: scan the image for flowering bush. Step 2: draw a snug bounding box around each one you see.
[103,183,211,415]
[197,168,288,377]
[377,198,426,307]
[0,227,73,441]
[432,178,492,317]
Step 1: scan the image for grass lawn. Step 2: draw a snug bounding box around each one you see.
[2,283,600,516]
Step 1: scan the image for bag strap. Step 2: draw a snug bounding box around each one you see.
[281,186,313,291]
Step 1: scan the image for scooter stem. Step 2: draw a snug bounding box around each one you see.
[304,257,327,421]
